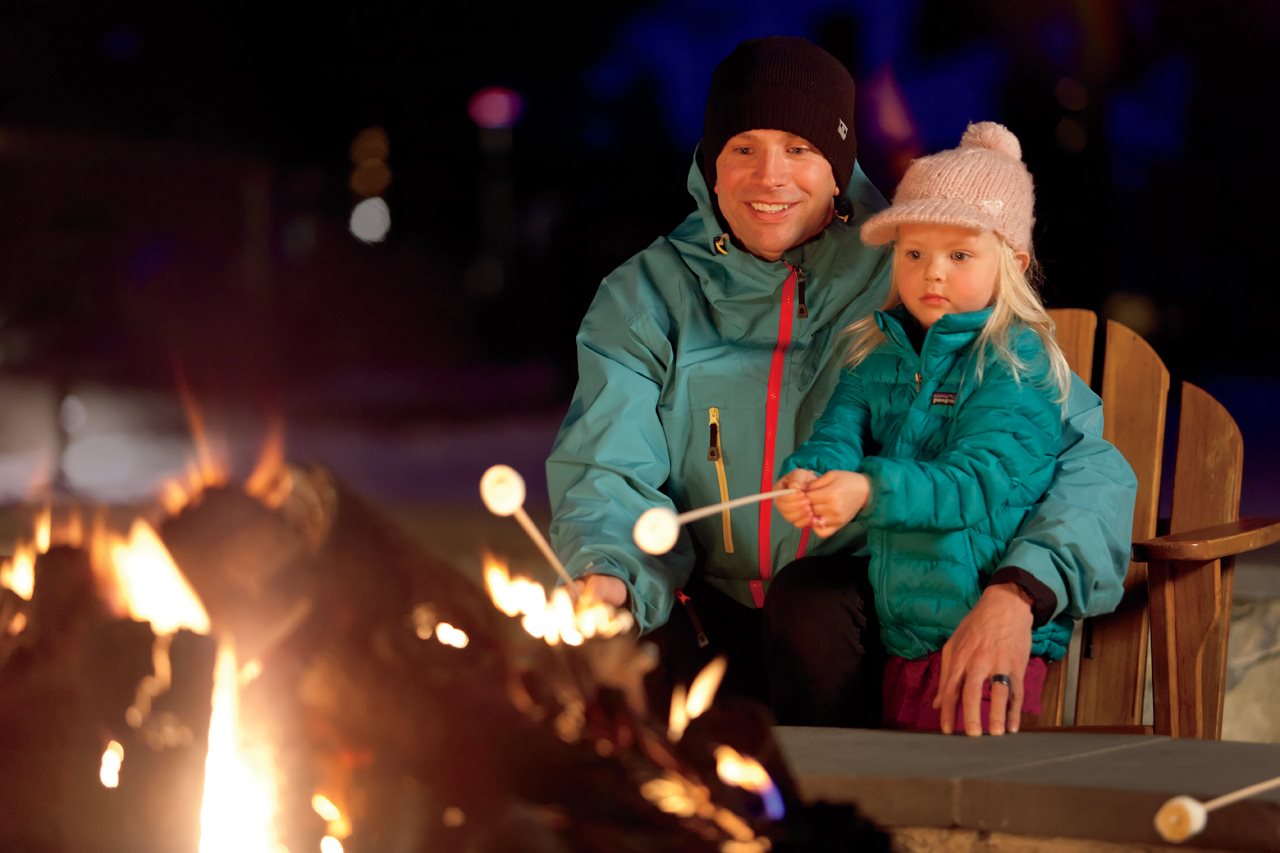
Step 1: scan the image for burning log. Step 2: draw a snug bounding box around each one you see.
[0,533,219,853]
[74,623,217,853]
[1,461,890,852]
[0,543,107,851]
[155,462,888,851]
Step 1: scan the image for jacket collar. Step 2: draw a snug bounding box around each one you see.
[877,304,993,364]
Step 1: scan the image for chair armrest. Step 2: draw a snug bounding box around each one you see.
[1132,517,1280,562]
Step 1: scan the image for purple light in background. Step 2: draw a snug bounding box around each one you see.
[468,87,524,129]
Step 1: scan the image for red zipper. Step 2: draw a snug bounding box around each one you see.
[751,266,804,608]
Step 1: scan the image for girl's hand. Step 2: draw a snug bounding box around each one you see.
[774,469,817,528]
[805,470,870,537]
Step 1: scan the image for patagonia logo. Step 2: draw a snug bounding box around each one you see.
[931,391,957,406]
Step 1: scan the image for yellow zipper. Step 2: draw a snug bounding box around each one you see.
[707,407,734,553]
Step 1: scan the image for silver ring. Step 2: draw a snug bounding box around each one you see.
[990,673,1012,687]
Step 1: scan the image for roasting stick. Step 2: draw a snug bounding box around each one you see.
[479,465,578,600]
[633,489,797,555]
[1155,774,1280,843]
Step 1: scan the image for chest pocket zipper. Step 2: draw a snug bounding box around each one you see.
[707,407,734,554]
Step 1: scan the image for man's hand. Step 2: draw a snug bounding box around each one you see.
[574,574,629,608]
[805,470,870,537]
[774,470,817,527]
[933,582,1034,736]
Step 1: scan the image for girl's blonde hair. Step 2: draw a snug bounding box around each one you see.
[843,238,1072,405]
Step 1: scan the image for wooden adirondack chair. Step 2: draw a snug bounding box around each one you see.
[1023,309,1280,738]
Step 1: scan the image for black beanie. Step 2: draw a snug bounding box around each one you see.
[701,36,857,194]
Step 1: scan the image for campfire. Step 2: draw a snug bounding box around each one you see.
[0,419,888,851]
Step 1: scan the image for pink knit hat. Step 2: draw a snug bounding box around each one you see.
[861,122,1035,252]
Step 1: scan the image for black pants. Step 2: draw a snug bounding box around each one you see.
[644,553,885,728]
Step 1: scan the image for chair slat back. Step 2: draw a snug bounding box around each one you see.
[1169,383,1243,534]
[1048,308,1097,384]
[1148,382,1244,737]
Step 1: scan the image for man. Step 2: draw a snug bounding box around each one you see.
[546,36,1136,736]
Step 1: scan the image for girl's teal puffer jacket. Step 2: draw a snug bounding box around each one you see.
[782,306,1071,659]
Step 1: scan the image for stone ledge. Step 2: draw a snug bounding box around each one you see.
[890,826,1216,852]
[774,727,1280,851]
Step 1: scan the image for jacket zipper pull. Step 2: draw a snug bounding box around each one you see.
[795,267,809,319]
[708,417,721,461]
[914,372,922,392]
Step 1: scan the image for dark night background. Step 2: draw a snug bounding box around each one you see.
[0,0,1277,515]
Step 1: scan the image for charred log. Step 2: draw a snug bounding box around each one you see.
[0,541,218,853]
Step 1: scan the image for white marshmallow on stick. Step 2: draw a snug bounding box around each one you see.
[1154,774,1280,843]
[633,489,797,555]
[480,465,578,600]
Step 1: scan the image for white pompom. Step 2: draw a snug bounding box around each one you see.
[960,121,1022,161]
[1154,795,1207,843]
[480,464,526,516]
[634,507,680,555]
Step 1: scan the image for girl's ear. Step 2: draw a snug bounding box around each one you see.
[1014,249,1031,273]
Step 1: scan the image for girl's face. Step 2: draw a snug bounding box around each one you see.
[893,223,1024,327]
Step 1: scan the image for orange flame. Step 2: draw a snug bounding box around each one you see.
[157,373,230,515]
[0,503,59,604]
[175,370,227,488]
[482,557,633,646]
[33,503,51,553]
[199,640,279,852]
[715,745,784,821]
[667,656,726,742]
[54,504,85,550]
[97,519,210,636]
[245,417,291,509]
[159,455,229,517]
[638,772,764,847]
[0,543,36,601]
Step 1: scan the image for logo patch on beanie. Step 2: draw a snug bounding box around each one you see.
[837,119,849,140]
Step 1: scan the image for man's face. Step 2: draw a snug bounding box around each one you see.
[713,130,838,262]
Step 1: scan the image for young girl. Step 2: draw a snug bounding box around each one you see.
[774,122,1074,733]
